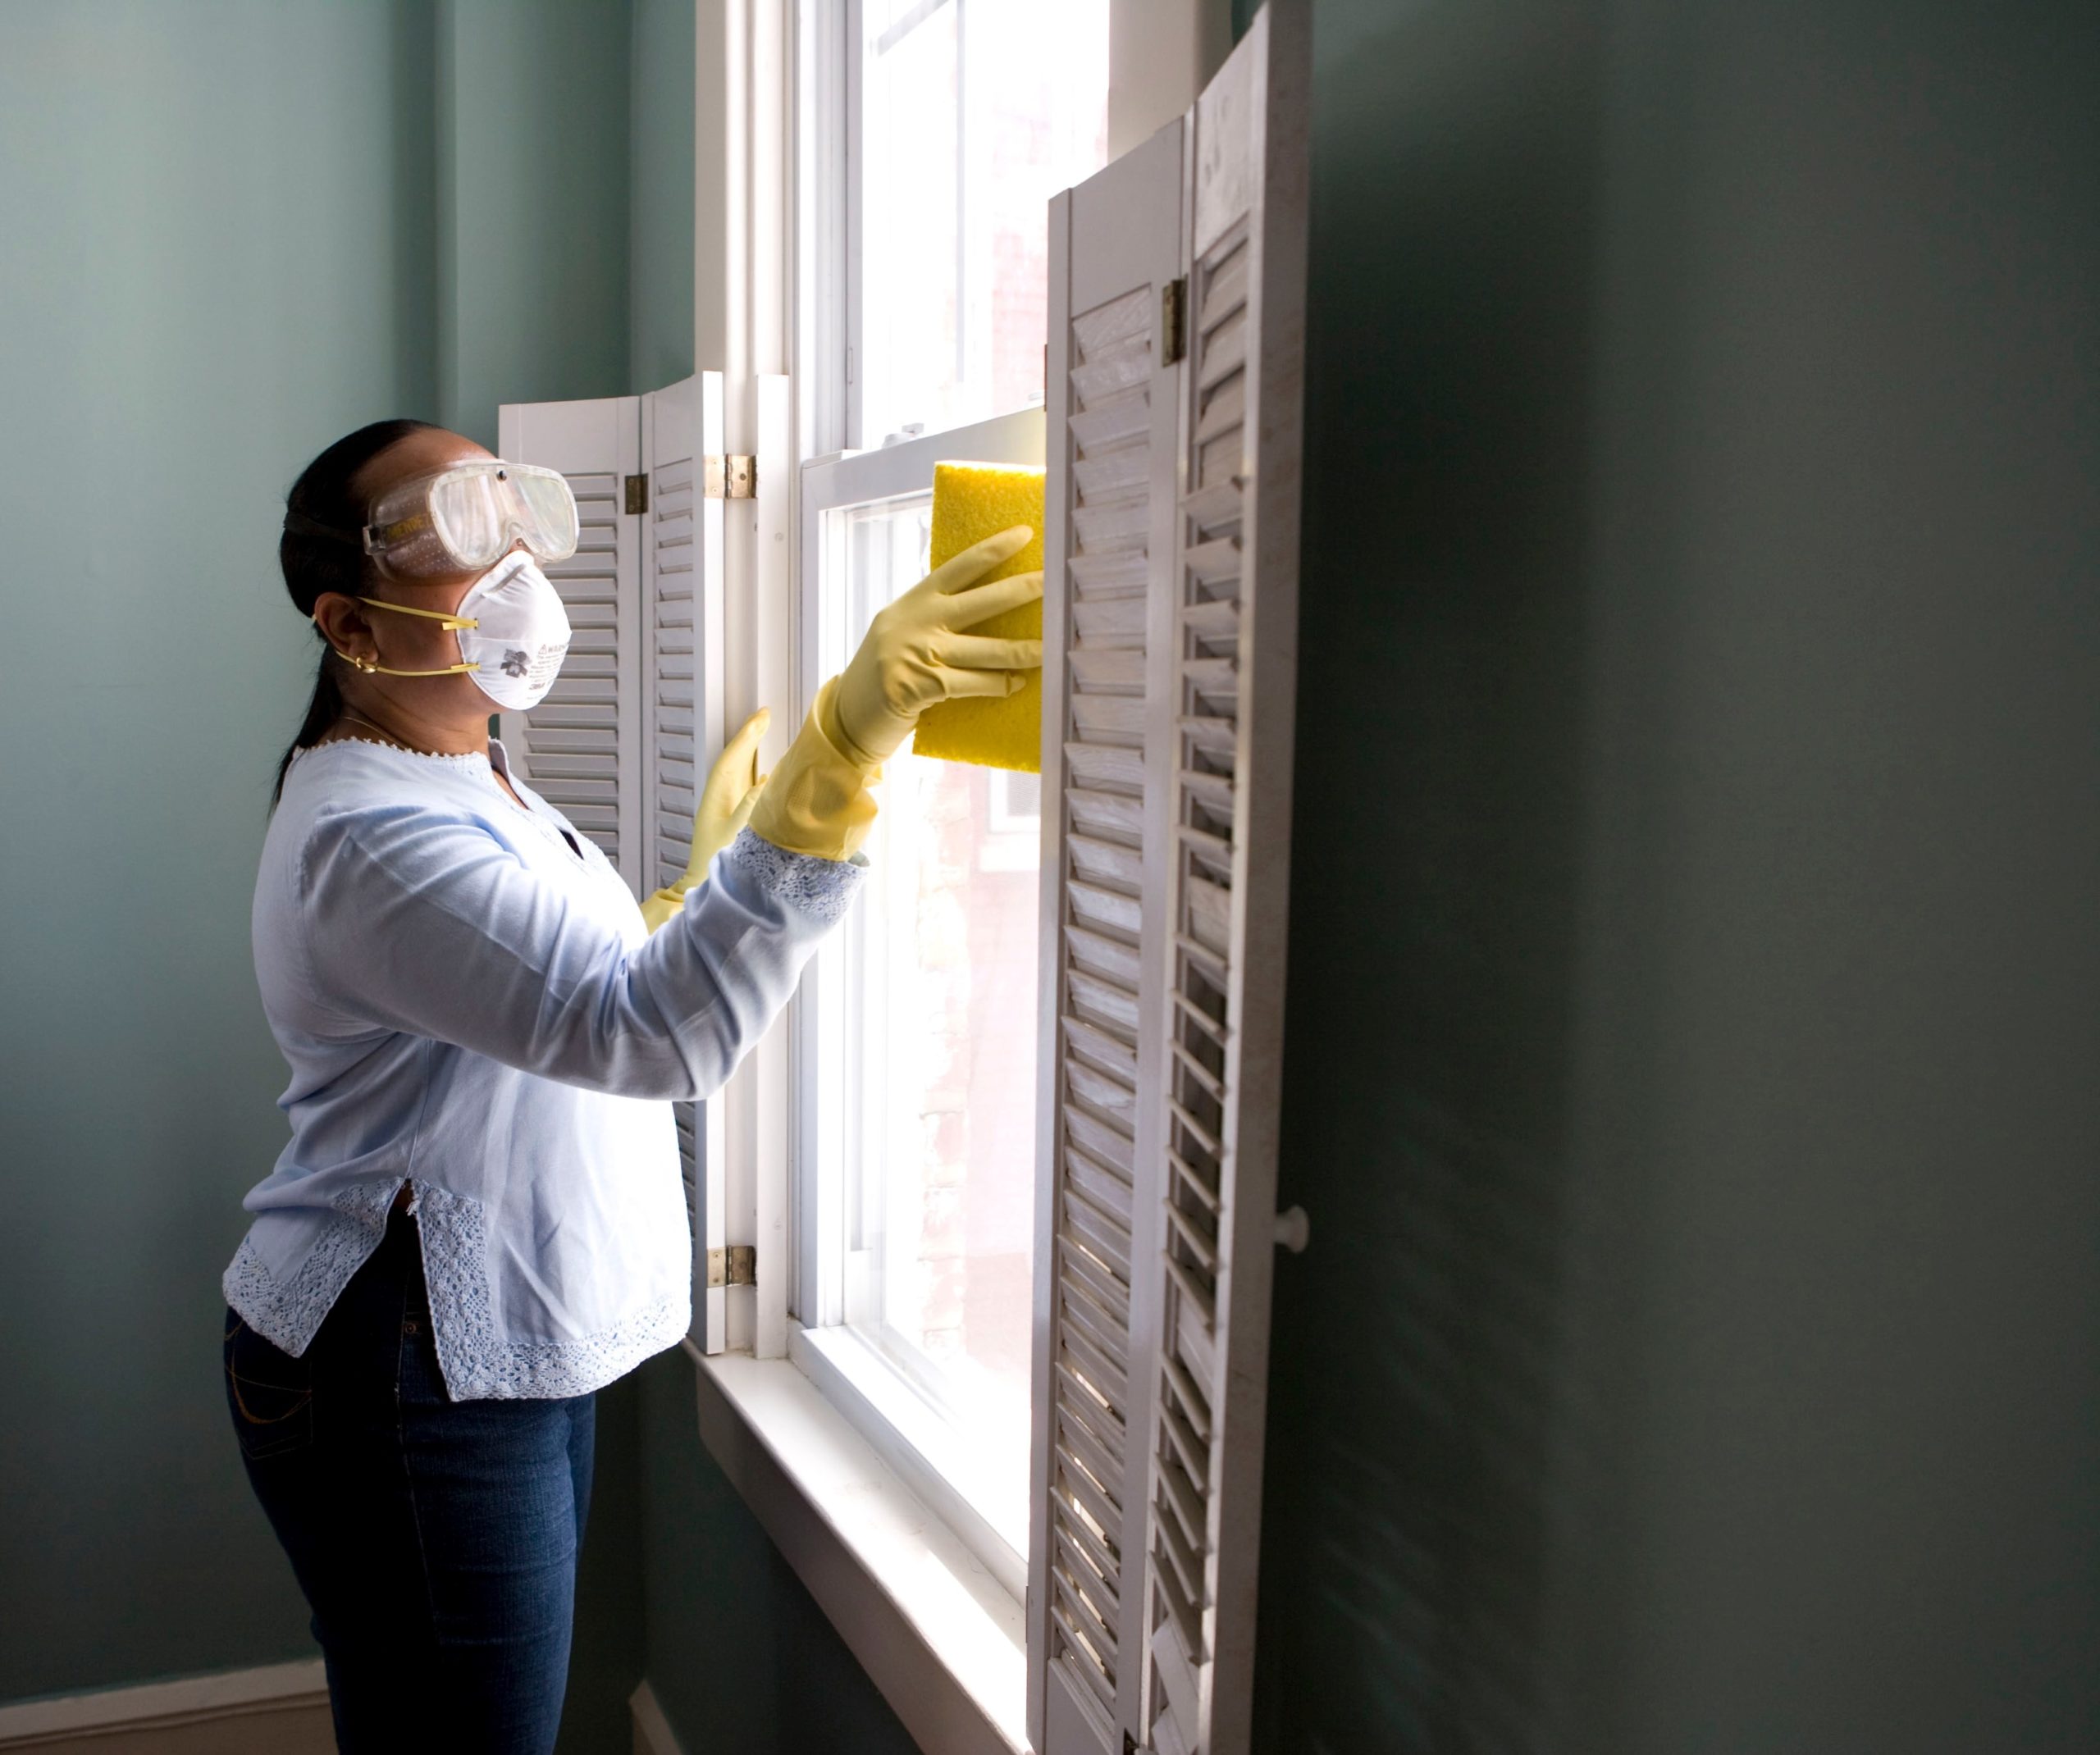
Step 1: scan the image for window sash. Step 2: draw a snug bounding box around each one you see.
[800,0,1112,456]
[790,405,1046,1574]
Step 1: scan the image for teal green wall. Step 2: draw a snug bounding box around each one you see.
[0,0,644,1734]
[0,0,438,1704]
[1253,2,2099,1750]
[637,1352,917,1754]
[436,0,633,448]
[630,0,697,391]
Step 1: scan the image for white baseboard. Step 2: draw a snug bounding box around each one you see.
[0,1659,331,1752]
[630,1680,687,1755]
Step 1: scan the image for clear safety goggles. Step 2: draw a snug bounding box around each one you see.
[356,461,579,579]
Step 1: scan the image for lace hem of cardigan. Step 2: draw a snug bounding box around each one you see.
[413,1183,688,1398]
[222,1181,690,1400]
[221,1178,400,1356]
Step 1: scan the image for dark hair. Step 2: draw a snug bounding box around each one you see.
[272,419,437,806]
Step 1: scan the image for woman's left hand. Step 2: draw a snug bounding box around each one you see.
[640,709,772,932]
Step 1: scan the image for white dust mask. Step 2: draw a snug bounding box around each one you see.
[450,553,572,711]
[326,552,573,711]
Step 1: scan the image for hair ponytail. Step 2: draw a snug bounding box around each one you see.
[272,418,436,807]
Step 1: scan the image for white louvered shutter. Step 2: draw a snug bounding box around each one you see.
[640,372,733,1351]
[1029,8,1308,1755]
[1142,8,1308,1751]
[496,395,646,891]
[1029,112,1187,1755]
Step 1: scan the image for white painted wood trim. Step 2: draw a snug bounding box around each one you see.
[629,1679,687,1755]
[696,372,733,1352]
[1108,0,1233,160]
[0,1660,327,1747]
[752,370,796,1361]
[789,1322,1026,1600]
[700,0,795,1363]
[687,1342,1026,1755]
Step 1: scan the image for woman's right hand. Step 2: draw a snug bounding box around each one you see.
[822,526,1044,769]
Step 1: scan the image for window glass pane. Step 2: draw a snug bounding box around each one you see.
[860,0,1110,444]
[816,490,1041,1506]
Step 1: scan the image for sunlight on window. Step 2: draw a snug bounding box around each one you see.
[871,752,1039,1423]
[860,0,1112,443]
[819,493,1042,1475]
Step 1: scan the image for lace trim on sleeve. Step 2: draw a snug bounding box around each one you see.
[724,826,865,924]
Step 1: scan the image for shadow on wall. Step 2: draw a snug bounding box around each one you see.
[1257,2,2100,1752]
[1255,3,1615,1750]
[637,1350,920,1755]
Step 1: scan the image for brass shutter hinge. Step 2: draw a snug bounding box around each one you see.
[704,454,758,499]
[705,1245,756,1288]
[624,473,649,515]
[1161,276,1189,367]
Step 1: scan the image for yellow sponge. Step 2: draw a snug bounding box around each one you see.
[910,461,1045,773]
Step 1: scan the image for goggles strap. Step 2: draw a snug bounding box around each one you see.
[283,508,359,546]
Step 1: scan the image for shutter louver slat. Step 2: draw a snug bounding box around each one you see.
[1066,1060,1138,1129]
[1065,743,1147,792]
[1068,550,1149,593]
[1059,1284,1132,1379]
[1067,788,1145,841]
[1057,1531,1121,1635]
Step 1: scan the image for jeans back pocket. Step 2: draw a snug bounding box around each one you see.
[223,1309,315,1461]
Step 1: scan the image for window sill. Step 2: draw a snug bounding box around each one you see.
[687,1341,1028,1755]
[789,1322,1028,1602]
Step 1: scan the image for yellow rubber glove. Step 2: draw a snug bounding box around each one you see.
[640,708,772,932]
[748,677,882,863]
[824,526,1045,769]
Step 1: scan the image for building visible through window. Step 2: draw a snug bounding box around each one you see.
[860,0,1110,444]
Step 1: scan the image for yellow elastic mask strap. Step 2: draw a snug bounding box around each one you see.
[357,595,478,631]
[311,595,482,679]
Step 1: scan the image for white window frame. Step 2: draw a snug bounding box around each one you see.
[790,407,1047,1601]
[784,0,1149,1608]
[795,0,1218,461]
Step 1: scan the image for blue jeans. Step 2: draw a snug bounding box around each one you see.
[225,1200,596,1753]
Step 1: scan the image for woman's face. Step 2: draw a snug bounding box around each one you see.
[312,427,523,724]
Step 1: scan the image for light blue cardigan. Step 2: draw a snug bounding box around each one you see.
[224,735,860,1400]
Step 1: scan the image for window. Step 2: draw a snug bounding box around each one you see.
[795,412,1047,1582]
[790,0,1112,1585]
[851,0,1110,447]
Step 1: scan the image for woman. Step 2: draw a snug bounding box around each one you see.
[221,418,1040,1751]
